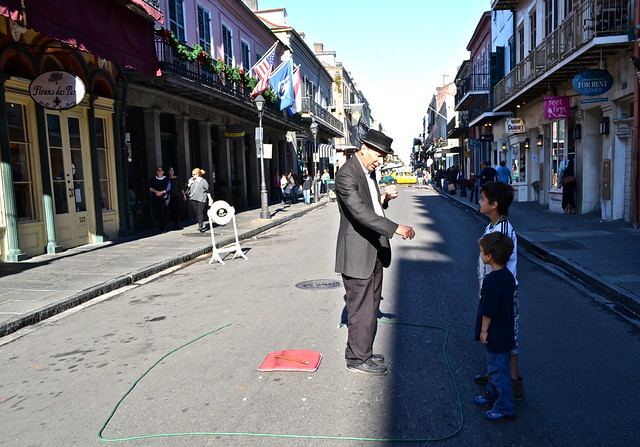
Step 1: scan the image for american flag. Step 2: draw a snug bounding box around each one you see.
[250,42,278,97]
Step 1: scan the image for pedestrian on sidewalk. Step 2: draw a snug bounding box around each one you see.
[272,170,283,203]
[561,158,577,214]
[280,173,289,204]
[167,166,186,230]
[287,170,298,204]
[187,168,212,233]
[335,128,415,376]
[474,231,516,421]
[496,161,512,184]
[302,169,312,204]
[416,168,425,188]
[321,168,330,193]
[475,182,523,400]
[474,161,498,186]
[149,166,170,233]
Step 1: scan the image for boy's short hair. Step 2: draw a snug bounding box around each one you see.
[480,181,514,215]
[479,232,514,266]
[499,160,506,167]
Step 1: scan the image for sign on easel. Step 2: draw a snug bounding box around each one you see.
[207,200,247,265]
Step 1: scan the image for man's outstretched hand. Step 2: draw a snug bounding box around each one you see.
[395,225,415,240]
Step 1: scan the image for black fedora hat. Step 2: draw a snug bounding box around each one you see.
[360,129,393,155]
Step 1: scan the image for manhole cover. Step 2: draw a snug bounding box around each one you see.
[295,279,343,290]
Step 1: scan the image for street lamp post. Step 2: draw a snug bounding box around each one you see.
[310,119,319,203]
[254,94,270,219]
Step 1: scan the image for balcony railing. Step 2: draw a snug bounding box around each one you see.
[155,36,251,101]
[141,0,160,8]
[494,0,630,106]
[154,36,301,127]
[455,73,491,105]
[468,95,492,124]
[301,97,343,132]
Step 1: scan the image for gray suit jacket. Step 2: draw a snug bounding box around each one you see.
[334,155,398,279]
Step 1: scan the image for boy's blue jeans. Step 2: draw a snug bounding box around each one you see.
[486,351,515,415]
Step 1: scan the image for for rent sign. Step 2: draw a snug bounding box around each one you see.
[544,96,570,119]
[29,71,86,110]
[572,69,613,96]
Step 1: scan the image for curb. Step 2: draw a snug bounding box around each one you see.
[0,201,327,338]
[435,186,640,318]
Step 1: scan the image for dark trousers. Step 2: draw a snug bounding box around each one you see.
[562,183,576,209]
[342,257,383,366]
[150,197,166,232]
[190,200,207,228]
[168,196,181,228]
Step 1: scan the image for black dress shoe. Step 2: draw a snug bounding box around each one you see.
[371,354,385,365]
[346,358,388,375]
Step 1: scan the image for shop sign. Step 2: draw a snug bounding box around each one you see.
[505,118,526,134]
[225,124,245,138]
[572,69,613,96]
[544,96,570,119]
[29,71,86,110]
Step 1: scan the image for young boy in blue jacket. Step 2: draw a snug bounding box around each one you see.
[474,232,516,421]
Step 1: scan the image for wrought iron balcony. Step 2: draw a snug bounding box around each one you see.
[151,36,302,130]
[494,0,630,109]
[455,73,491,110]
[301,97,344,136]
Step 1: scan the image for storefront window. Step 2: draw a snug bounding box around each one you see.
[7,102,36,221]
[511,143,526,183]
[95,117,113,210]
[551,121,568,187]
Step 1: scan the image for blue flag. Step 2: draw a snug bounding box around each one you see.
[268,60,295,111]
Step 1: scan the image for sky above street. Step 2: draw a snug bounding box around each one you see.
[257,0,492,163]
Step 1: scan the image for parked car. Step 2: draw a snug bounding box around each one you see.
[379,175,398,186]
[391,171,417,184]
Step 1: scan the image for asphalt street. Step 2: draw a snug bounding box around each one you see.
[1,187,639,446]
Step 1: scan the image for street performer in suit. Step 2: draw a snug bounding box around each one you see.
[335,128,416,375]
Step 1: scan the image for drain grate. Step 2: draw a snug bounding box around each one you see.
[295,279,343,290]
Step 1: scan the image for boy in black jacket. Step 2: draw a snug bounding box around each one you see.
[474,232,516,421]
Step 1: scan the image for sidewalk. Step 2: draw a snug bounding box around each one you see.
[0,199,326,338]
[436,185,640,317]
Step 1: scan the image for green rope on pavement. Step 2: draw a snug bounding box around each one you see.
[98,320,463,443]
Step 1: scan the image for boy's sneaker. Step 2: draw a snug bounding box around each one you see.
[484,410,515,421]
[474,373,489,384]
[513,377,524,400]
[474,391,495,407]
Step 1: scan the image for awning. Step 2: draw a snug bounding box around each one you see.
[1,0,162,75]
[318,143,334,158]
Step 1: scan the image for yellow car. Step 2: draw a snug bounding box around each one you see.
[391,171,417,184]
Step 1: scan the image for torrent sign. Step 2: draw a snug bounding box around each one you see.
[572,69,613,96]
[29,71,86,110]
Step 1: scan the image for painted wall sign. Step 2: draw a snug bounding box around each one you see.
[544,96,570,119]
[505,118,526,134]
[29,71,86,110]
[572,69,613,96]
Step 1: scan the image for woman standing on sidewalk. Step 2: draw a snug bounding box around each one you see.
[149,166,170,233]
[167,167,186,230]
[187,168,212,232]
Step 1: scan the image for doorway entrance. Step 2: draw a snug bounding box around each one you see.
[46,111,91,248]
